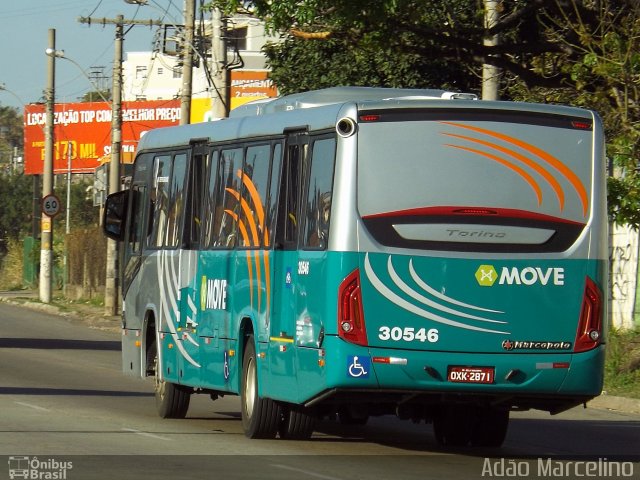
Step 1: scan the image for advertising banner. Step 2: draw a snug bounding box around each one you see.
[24,99,180,175]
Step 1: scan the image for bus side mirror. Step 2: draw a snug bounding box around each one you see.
[102,190,129,241]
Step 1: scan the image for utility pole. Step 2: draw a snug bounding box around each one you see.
[79,15,161,315]
[482,0,501,101]
[211,8,229,119]
[105,15,123,316]
[180,0,195,125]
[40,29,56,304]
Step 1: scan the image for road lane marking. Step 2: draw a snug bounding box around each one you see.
[121,428,171,441]
[271,464,344,480]
[14,401,51,412]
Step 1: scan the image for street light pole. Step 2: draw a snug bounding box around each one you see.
[40,29,57,304]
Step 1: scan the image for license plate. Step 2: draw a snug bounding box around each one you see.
[447,366,495,384]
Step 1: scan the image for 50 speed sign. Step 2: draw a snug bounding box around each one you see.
[42,194,61,217]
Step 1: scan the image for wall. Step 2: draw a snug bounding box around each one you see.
[610,223,640,330]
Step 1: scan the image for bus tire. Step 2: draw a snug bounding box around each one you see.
[148,341,190,419]
[470,408,509,447]
[279,405,316,440]
[433,405,473,447]
[241,336,280,438]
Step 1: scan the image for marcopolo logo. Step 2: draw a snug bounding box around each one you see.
[475,265,565,287]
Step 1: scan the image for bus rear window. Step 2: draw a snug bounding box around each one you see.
[357,113,594,252]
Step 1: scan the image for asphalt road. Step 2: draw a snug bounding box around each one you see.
[0,301,639,480]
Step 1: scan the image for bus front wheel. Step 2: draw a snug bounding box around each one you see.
[241,336,281,438]
[148,341,190,419]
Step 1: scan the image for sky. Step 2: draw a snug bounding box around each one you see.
[0,0,182,110]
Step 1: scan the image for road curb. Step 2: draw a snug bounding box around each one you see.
[0,293,121,334]
[588,394,640,415]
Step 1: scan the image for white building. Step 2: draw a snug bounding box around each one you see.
[122,16,280,113]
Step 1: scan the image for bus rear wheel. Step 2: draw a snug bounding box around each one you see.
[433,405,509,448]
[470,407,509,447]
[433,405,474,447]
[148,341,190,419]
[279,405,316,440]
[241,336,281,438]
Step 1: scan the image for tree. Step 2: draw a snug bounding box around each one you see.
[0,173,33,255]
[207,1,606,93]
[0,105,23,171]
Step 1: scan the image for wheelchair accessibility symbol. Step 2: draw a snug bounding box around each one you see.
[347,355,370,378]
[223,351,230,381]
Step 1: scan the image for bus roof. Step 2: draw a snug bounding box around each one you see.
[135,87,595,153]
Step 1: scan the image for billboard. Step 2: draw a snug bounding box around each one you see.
[24,99,181,175]
[23,71,278,175]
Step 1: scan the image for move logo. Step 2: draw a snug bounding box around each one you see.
[200,276,228,310]
[475,265,565,287]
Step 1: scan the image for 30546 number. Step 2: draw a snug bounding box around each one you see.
[378,326,439,343]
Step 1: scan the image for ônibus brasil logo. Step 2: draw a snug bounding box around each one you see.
[475,265,565,287]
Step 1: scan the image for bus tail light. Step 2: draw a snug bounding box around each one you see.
[338,269,368,346]
[574,276,603,353]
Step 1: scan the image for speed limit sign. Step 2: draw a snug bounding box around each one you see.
[42,194,61,217]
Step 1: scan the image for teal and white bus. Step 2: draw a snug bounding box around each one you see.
[103,87,608,447]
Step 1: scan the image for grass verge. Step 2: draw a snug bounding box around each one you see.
[604,328,640,399]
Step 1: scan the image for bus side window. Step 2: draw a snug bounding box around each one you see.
[165,153,188,248]
[148,154,172,249]
[276,138,307,248]
[239,144,271,248]
[265,143,282,248]
[212,148,242,248]
[185,146,208,249]
[202,151,220,249]
[302,137,336,249]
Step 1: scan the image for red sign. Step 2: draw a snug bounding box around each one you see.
[23,99,181,175]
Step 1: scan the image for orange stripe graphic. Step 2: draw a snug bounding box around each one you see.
[441,122,588,216]
[444,144,543,204]
[225,208,254,308]
[442,132,563,209]
[239,169,266,227]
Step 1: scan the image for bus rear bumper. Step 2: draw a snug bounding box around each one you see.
[310,337,605,414]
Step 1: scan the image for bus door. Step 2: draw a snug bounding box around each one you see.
[197,147,242,391]
[268,129,309,401]
[175,141,208,386]
[121,152,153,376]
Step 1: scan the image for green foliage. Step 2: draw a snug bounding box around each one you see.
[0,237,26,290]
[264,37,477,96]
[55,179,100,228]
[212,0,483,94]
[0,105,22,163]
[0,174,34,255]
[605,328,640,399]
